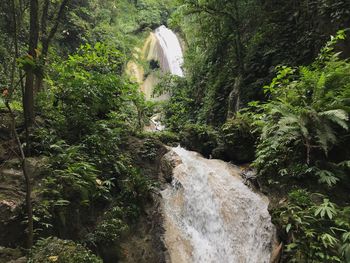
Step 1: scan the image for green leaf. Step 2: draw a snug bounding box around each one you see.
[286,223,292,233]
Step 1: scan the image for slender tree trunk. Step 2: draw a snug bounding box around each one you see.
[9,0,34,248]
[227,0,244,119]
[6,103,34,248]
[24,0,39,127]
[227,75,242,118]
[35,0,69,92]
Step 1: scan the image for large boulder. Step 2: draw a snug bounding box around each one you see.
[179,124,218,158]
[160,149,182,184]
[0,247,23,263]
[215,117,256,163]
[29,237,102,263]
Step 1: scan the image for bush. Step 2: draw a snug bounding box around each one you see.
[86,205,129,246]
[273,190,350,262]
[254,34,350,183]
[38,43,141,142]
[29,237,102,263]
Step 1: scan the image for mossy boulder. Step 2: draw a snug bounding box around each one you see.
[0,247,23,263]
[179,124,218,158]
[217,117,256,163]
[29,237,102,263]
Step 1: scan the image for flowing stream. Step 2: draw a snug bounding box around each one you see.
[162,147,275,263]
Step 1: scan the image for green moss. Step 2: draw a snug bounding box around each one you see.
[29,237,102,263]
[179,124,218,157]
[0,247,23,263]
[219,115,256,163]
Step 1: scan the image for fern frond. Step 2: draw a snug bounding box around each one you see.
[320,109,349,130]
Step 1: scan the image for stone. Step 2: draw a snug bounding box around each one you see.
[160,149,182,184]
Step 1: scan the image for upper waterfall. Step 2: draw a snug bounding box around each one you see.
[127,25,184,101]
[154,25,184,77]
[162,147,275,263]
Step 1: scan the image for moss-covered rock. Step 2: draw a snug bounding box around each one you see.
[179,124,218,158]
[0,160,26,248]
[0,247,23,263]
[29,237,102,263]
[218,116,256,163]
[151,131,179,146]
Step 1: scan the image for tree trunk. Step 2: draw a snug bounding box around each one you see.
[227,75,242,119]
[227,0,244,119]
[9,0,34,248]
[6,102,34,249]
[35,0,69,92]
[24,0,39,127]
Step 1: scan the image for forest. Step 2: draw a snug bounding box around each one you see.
[0,0,349,262]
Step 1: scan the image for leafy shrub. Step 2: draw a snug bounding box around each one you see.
[273,190,350,262]
[254,33,350,183]
[38,43,141,142]
[86,205,129,246]
[151,130,180,145]
[82,119,130,179]
[135,0,174,30]
[42,142,103,206]
[138,138,162,161]
[33,142,112,239]
[119,167,157,206]
[29,237,102,263]
[256,33,350,263]
[156,75,193,131]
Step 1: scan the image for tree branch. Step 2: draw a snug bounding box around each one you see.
[42,0,69,56]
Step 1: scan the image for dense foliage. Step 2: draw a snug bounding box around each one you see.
[252,33,350,262]
[1,0,350,262]
[158,2,350,261]
[166,0,350,126]
[0,0,174,261]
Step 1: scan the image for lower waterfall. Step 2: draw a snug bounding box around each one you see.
[161,146,275,263]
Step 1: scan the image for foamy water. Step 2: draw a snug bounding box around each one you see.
[162,147,275,263]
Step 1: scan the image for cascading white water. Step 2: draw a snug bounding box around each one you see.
[162,147,275,263]
[154,25,184,77]
[128,25,184,101]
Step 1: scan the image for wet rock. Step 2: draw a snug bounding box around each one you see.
[270,242,283,263]
[118,192,167,263]
[110,137,169,263]
[160,149,182,184]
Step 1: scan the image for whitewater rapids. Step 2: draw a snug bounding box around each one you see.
[161,147,275,263]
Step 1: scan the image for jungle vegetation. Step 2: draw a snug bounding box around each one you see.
[0,0,349,262]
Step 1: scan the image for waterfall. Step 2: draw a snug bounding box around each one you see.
[162,147,275,263]
[154,25,184,77]
[127,25,184,101]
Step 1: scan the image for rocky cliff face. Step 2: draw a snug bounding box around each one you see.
[116,138,170,263]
